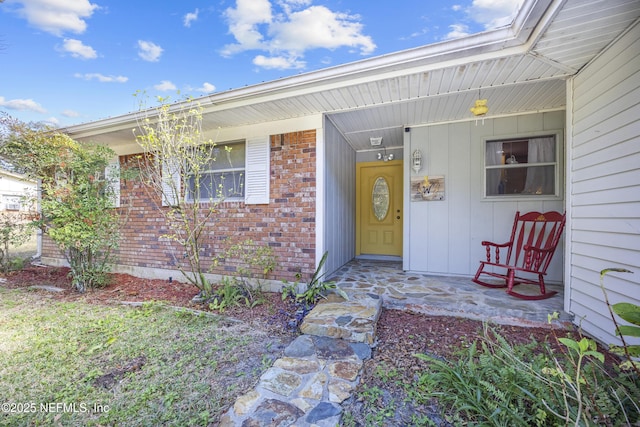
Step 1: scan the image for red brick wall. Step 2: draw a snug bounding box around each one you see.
[42,130,317,283]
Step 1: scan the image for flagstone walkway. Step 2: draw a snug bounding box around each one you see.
[219,259,572,426]
[218,293,382,426]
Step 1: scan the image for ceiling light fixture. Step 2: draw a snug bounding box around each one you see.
[470,90,489,125]
[470,98,488,116]
[377,147,394,162]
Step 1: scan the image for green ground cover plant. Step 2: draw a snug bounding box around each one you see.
[412,323,639,426]
[0,287,286,426]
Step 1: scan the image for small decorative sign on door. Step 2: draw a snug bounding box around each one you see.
[411,175,445,201]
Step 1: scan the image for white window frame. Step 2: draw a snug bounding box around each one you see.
[482,130,563,201]
[168,136,270,206]
[186,141,247,202]
[3,195,21,211]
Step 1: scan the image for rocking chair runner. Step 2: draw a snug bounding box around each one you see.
[473,211,566,300]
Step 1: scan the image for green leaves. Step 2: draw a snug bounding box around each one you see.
[1,117,121,292]
[558,337,605,363]
[600,268,640,374]
[612,302,640,327]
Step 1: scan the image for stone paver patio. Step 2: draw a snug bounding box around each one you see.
[219,259,572,426]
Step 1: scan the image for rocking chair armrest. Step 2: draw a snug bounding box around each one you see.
[480,241,511,248]
[480,241,512,264]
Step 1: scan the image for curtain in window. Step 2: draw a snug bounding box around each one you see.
[486,141,503,195]
[524,136,555,194]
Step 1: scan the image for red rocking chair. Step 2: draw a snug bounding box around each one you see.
[473,211,566,300]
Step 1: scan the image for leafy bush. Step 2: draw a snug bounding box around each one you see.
[413,324,640,426]
[0,211,33,272]
[208,276,263,312]
[0,116,123,292]
[599,268,640,375]
[278,251,348,331]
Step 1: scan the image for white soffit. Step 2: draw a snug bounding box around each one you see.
[63,0,640,152]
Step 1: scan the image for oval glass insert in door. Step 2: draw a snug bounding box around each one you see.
[371,177,390,221]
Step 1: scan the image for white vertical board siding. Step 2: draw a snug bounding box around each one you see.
[569,21,640,346]
[323,118,356,275]
[406,110,565,280]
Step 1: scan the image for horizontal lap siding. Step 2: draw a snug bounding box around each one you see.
[569,21,640,346]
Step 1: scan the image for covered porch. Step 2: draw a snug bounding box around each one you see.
[327,259,570,328]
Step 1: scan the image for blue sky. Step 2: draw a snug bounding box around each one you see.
[0,0,523,127]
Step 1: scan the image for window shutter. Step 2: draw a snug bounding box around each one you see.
[161,157,181,206]
[105,158,120,208]
[244,136,270,205]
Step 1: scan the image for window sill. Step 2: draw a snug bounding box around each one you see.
[482,194,563,202]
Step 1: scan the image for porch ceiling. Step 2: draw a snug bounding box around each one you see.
[64,0,640,152]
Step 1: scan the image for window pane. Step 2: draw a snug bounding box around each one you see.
[371,177,390,221]
[188,141,246,201]
[188,171,245,199]
[486,165,555,196]
[204,143,245,171]
[485,135,557,197]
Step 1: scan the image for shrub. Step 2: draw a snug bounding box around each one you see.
[0,116,123,292]
[413,324,640,426]
[0,211,33,273]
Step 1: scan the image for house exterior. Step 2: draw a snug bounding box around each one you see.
[0,169,36,213]
[54,0,639,347]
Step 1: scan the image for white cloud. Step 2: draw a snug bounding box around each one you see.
[445,24,471,40]
[137,40,163,62]
[443,0,524,41]
[0,96,47,113]
[183,8,199,27]
[61,38,97,59]
[8,0,99,36]
[253,55,305,70]
[270,6,375,55]
[154,80,177,91]
[62,110,80,117]
[222,0,375,70]
[467,0,525,30]
[222,0,273,55]
[44,116,60,125]
[195,82,216,93]
[74,73,128,83]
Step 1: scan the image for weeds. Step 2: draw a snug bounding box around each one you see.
[0,288,286,426]
[412,323,640,426]
[277,251,348,331]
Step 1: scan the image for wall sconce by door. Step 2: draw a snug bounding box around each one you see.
[412,149,422,173]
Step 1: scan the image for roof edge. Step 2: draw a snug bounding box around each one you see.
[62,0,556,136]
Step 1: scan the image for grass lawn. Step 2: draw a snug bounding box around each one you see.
[0,286,287,426]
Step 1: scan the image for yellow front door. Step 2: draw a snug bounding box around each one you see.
[356,160,403,257]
